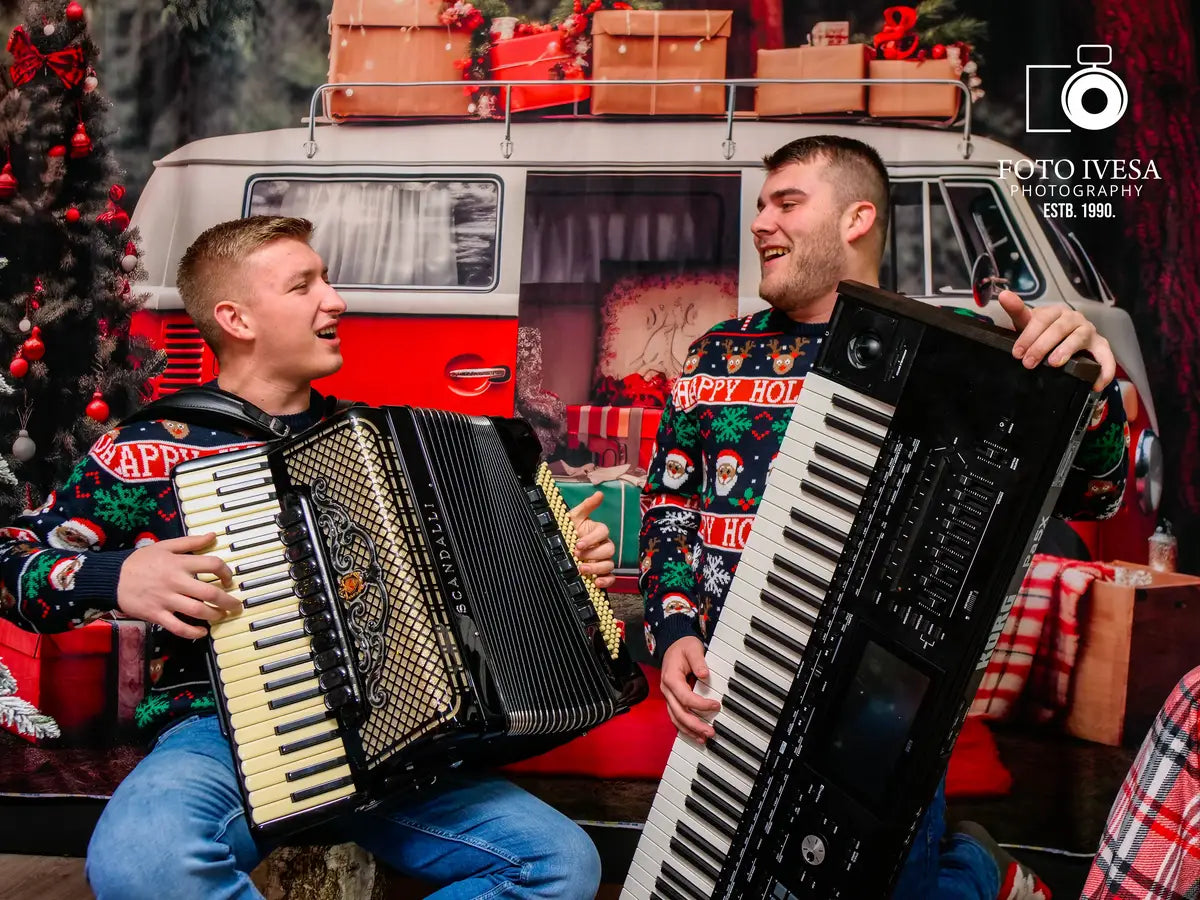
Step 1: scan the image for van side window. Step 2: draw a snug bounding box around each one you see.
[943,182,1039,295]
[880,181,923,295]
[246,178,500,289]
[929,183,972,293]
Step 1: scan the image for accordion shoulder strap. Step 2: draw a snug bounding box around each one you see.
[121,386,348,440]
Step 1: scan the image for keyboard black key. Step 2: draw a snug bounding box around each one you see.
[831,392,893,428]
[814,441,875,479]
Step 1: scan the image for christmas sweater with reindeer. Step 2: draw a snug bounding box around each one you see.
[0,399,322,735]
[639,308,1130,661]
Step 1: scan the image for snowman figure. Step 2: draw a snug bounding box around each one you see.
[662,449,695,490]
[714,449,745,497]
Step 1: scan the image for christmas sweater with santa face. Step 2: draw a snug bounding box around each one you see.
[0,397,322,736]
[639,308,1129,661]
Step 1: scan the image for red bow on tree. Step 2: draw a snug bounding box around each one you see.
[96,184,130,232]
[7,26,86,90]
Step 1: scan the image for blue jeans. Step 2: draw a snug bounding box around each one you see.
[86,715,602,900]
[891,778,1000,900]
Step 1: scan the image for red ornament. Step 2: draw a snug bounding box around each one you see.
[69,122,92,159]
[0,163,17,199]
[86,391,109,422]
[931,43,947,59]
[48,145,66,158]
[65,206,81,223]
[65,2,85,21]
[9,355,28,378]
[97,184,130,231]
[22,326,45,361]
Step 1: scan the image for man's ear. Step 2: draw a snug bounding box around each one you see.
[212,299,254,344]
[843,200,878,246]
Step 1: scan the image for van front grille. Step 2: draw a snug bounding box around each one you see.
[159,323,207,394]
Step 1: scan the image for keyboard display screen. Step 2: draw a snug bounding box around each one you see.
[821,640,931,805]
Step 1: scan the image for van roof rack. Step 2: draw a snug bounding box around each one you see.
[302,76,975,162]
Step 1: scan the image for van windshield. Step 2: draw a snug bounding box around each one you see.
[1030,201,1107,302]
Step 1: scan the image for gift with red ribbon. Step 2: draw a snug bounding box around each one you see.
[871,5,919,59]
[7,25,86,90]
[0,615,148,744]
[566,404,663,470]
[489,29,590,113]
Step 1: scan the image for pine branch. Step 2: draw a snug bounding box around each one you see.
[0,697,62,740]
[0,457,15,486]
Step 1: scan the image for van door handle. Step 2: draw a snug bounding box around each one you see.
[447,365,512,384]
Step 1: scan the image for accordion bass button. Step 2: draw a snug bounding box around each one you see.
[279,524,308,546]
[305,612,334,634]
[276,506,305,529]
[285,542,314,563]
[314,648,343,671]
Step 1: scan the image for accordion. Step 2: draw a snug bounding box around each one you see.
[171,406,648,838]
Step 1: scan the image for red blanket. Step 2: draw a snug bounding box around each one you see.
[970,554,1114,723]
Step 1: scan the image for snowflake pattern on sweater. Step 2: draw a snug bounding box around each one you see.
[639,308,1129,661]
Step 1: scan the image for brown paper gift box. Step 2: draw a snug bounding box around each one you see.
[591,9,733,116]
[327,0,472,119]
[755,45,868,116]
[867,58,961,118]
[1064,562,1200,747]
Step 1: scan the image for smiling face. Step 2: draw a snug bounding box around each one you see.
[230,237,347,388]
[751,159,851,319]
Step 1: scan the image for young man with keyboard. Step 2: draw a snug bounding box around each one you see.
[639,135,1129,900]
[0,216,618,900]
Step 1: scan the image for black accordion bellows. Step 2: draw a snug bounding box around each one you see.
[174,405,646,838]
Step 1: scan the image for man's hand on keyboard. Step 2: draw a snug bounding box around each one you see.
[661,635,720,742]
[117,532,240,639]
[568,491,618,589]
[999,290,1116,391]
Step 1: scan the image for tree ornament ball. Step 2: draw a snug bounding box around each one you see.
[8,356,28,378]
[66,2,85,21]
[48,145,66,158]
[0,163,17,199]
[43,22,55,36]
[70,123,93,159]
[121,241,138,272]
[931,43,947,59]
[18,317,31,334]
[65,206,81,223]
[22,327,45,361]
[86,391,109,422]
[12,429,36,462]
[83,74,98,93]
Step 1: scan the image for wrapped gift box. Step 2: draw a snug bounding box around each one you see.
[591,9,733,116]
[555,472,643,571]
[327,0,472,119]
[1065,562,1200,747]
[755,45,868,116]
[0,616,147,744]
[566,404,663,471]
[489,30,589,112]
[867,58,961,118]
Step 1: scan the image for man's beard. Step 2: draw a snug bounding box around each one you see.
[758,219,846,316]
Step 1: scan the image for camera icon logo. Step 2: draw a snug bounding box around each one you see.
[1026,44,1128,133]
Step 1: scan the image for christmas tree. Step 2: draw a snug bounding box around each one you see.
[0,0,162,521]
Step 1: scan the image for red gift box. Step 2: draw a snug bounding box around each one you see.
[489,31,589,113]
[0,616,147,744]
[566,405,663,470]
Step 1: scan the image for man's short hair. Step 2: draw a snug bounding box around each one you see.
[763,136,891,255]
[176,216,315,354]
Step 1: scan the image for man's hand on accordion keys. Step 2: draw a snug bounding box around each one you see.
[998,290,1116,391]
[117,532,240,639]
[566,490,618,589]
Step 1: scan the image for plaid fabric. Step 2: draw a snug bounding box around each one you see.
[1084,668,1200,899]
[970,555,1113,722]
